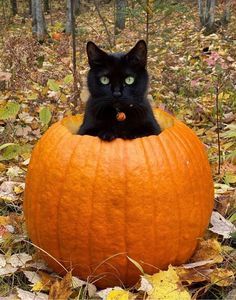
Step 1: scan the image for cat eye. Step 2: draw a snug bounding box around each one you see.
[100,76,110,85]
[125,76,135,85]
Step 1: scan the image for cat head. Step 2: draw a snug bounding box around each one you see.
[86,40,149,106]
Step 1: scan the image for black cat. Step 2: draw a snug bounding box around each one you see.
[78,40,161,141]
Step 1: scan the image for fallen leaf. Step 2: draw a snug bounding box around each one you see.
[144,266,191,300]
[138,276,153,293]
[23,270,41,284]
[7,253,32,267]
[190,239,223,263]
[97,287,123,299]
[210,268,235,286]
[0,263,17,276]
[210,211,236,238]
[0,253,6,267]
[72,276,96,297]
[49,271,72,300]
[176,266,213,284]
[6,166,23,178]
[107,289,135,300]
[16,287,48,300]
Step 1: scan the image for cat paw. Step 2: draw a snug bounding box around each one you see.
[98,131,117,141]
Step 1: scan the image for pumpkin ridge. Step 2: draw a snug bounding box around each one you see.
[139,137,156,270]
[158,132,181,263]
[88,139,103,280]
[146,137,162,267]
[173,124,213,234]
[56,136,83,268]
[171,125,204,240]
[25,123,61,240]
[123,140,129,284]
[32,127,69,255]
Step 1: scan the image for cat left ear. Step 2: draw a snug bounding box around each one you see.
[125,40,147,68]
[87,41,108,67]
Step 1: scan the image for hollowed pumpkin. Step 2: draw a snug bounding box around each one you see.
[24,108,214,288]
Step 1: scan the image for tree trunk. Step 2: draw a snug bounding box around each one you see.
[115,0,126,34]
[32,0,37,34]
[11,0,18,16]
[32,0,47,40]
[198,0,205,25]
[74,0,80,15]
[198,0,216,33]
[44,0,50,13]
[65,0,73,34]
[221,0,231,24]
[29,0,32,15]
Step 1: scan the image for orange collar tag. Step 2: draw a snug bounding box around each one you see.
[116,112,126,122]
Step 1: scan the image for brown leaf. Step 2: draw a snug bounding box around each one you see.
[176,266,213,284]
[210,268,235,287]
[49,271,73,300]
[190,239,223,263]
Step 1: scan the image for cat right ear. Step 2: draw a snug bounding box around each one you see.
[87,42,108,67]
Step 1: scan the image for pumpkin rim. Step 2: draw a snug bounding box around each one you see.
[60,108,177,137]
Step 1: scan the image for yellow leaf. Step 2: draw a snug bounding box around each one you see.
[107,290,134,300]
[210,268,235,287]
[190,239,223,263]
[0,216,9,226]
[0,162,6,172]
[32,281,46,292]
[145,266,191,300]
[14,185,24,195]
[219,92,230,101]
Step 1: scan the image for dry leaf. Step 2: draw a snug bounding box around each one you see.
[0,216,10,226]
[7,253,32,267]
[210,211,236,238]
[0,263,17,276]
[0,253,7,267]
[16,287,48,300]
[139,276,153,293]
[37,270,57,289]
[49,271,72,300]
[23,270,41,284]
[190,239,223,263]
[210,268,235,286]
[176,266,213,284]
[72,276,96,297]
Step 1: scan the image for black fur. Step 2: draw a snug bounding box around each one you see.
[78,40,161,141]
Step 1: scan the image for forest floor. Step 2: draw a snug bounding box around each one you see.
[0,1,236,299]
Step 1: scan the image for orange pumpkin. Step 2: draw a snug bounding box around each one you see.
[24,108,214,288]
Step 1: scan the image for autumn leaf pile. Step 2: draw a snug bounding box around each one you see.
[0,1,235,299]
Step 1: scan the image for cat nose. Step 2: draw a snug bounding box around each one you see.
[113,91,122,98]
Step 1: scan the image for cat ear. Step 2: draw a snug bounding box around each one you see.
[87,42,108,67]
[125,40,147,68]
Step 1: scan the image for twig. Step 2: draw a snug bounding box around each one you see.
[70,0,83,113]
[215,79,221,175]
[93,0,114,49]
[146,0,149,46]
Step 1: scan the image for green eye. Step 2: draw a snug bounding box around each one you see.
[125,76,135,85]
[100,76,110,85]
